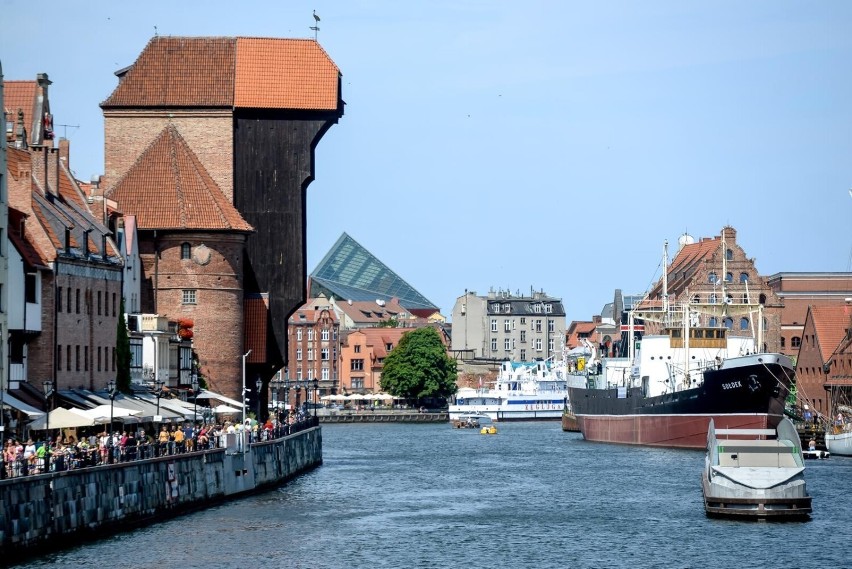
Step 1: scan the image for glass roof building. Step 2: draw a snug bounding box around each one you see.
[309,233,438,316]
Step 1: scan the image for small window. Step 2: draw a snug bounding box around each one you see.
[726,248,733,261]
[709,293,717,304]
[708,272,718,284]
[25,273,37,303]
[709,317,718,327]
[740,272,749,283]
[181,243,191,260]
[792,336,801,348]
[781,337,786,349]
[725,272,733,282]
[740,317,749,330]
[182,289,197,304]
[724,318,733,330]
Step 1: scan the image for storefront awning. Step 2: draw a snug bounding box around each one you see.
[1,392,46,417]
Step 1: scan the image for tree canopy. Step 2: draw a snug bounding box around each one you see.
[380,327,457,402]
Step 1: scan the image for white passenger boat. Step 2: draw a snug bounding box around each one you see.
[449,359,585,422]
[701,417,812,519]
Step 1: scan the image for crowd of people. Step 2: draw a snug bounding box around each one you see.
[1,411,316,479]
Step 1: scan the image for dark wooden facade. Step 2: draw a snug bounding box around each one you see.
[234,107,343,374]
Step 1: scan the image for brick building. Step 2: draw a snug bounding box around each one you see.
[339,327,412,394]
[643,227,783,352]
[794,304,852,417]
[766,272,852,357]
[286,298,341,400]
[100,36,343,402]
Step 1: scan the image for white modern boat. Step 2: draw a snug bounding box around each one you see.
[826,428,852,456]
[449,359,585,422]
[701,417,812,519]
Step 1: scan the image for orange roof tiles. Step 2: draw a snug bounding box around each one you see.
[102,36,340,111]
[3,81,36,138]
[106,125,253,232]
[810,305,852,362]
[244,295,269,363]
[234,38,339,110]
[102,37,236,107]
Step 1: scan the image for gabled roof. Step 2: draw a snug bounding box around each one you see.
[335,298,409,325]
[106,125,253,232]
[310,233,437,313]
[235,38,339,110]
[809,305,852,362]
[101,37,236,107]
[8,208,50,269]
[3,80,36,140]
[101,36,340,111]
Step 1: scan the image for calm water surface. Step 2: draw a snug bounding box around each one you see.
[18,422,852,569]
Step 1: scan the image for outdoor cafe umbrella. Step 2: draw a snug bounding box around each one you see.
[213,404,242,414]
[373,393,395,400]
[78,405,142,424]
[28,407,97,430]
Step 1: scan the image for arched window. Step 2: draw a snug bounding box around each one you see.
[759,294,766,305]
[780,337,786,349]
[741,293,749,303]
[709,317,718,327]
[181,243,191,260]
[726,248,733,261]
[740,317,749,330]
[792,336,801,348]
[724,317,733,329]
[740,272,749,283]
[708,272,718,284]
[725,272,733,282]
[709,293,717,304]
[692,294,700,304]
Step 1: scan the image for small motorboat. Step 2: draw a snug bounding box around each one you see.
[453,414,483,429]
[701,417,812,519]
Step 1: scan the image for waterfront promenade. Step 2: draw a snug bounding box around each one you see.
[317,408,447,423]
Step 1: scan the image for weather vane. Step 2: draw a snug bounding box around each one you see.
[311,10,320,40]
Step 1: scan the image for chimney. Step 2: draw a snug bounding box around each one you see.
[59,137,70,169]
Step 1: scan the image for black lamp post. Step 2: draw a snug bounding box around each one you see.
[108,379,117,463]
[155,379,165,426]
[283,379,290,419]
[313,378,319,419]
[255,376,263,421]
[191,375,199,427]
[42,380,54,446]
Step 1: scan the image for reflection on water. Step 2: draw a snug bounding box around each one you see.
[18,422,852,569]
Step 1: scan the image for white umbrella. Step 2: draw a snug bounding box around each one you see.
[77,405,142,424]
[213,404,242,414]
[348,394,366,400]
[320,395,336,401]
[374,393,395,400]
[28,407,97,430]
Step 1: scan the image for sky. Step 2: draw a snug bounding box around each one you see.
[2,1,852,322]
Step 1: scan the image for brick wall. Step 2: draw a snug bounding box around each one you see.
[103,110,233,199]
[138,232,246,400]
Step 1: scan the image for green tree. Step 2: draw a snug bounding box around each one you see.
[380,327,457,402]
[115,297,131,393]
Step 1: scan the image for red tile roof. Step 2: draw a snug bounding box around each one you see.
[8,208,50,268]
[810,305,852,362]
[101,37,236,108]
[244,295,269,363]
[101,36,340,111]
[106,125,253,232]
[3,81,36,139]
[234,38,340,110]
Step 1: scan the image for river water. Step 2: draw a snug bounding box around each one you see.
[18,422,852,569]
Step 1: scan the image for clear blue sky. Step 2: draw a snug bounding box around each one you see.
[3,1,852,322]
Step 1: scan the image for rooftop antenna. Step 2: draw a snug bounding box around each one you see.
[311,10,320,40]
[154,25,158,37]
[57,123,79,139]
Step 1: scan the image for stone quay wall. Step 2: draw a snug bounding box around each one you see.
[0,426,322,560]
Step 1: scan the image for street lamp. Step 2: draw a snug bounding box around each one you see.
[255,376,263,421]
[191,375,199,427]
[108,379,117,463]
[155,379,165,420]
[42,380,54,446]
[313,378,319,419]
[241,350,252,427]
